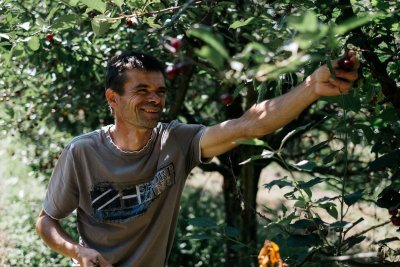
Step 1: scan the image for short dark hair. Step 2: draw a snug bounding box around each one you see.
[105,51,165,95]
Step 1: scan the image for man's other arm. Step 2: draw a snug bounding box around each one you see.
[36,209,112,267]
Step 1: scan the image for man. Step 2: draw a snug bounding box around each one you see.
[36,51,359,267]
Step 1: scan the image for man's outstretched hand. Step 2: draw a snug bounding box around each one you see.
[310,51,360,97]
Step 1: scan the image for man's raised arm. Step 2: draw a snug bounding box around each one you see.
[200,53,359,158]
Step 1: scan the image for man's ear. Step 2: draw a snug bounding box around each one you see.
[105,88,118,108]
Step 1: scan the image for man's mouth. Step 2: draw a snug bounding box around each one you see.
[142,108,160,113]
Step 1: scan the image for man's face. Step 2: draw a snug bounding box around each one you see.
[114,69,167,129]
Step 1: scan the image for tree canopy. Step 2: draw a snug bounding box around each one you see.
[1,0,399,266]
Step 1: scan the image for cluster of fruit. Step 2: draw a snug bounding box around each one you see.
[164,37,191,80]
[389,207,400,226]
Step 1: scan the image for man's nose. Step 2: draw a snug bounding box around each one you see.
[148,91,161,103]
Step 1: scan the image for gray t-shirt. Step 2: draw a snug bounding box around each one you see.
[43,121,207,266]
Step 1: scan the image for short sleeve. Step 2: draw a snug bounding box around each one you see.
[167,121,212,173]
[43,145,79,219]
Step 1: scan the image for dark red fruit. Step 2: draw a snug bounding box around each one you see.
[389,207,398,216]
[46,34,54,41]
[220,93,234,106]
[165,62,190,80]
[165,65,178,80]
[126,20,133,26]
[170,38,182,50]
[338,57,354,71]
[391,216,400,226]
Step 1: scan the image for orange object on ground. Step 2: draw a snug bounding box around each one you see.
[258,240,287,267]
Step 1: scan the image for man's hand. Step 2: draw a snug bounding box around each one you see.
[76,247,113,267]
[310,51,360,97]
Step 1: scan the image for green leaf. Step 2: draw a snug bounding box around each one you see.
[222,226,240,238]
[91,19,111,36]
[343,190,363,206]
[290,219,315,229]
[187,27,229,60]
[264,179,293,190]
[80,0,107,13]
[319,202,338,219]
[239,149,275,165]
[306,140,330,155]
[279,122,312,150]
[27,36,40,51]
[181,234,216,240]
[232,83,246,98]
[52,14,83,30]
[344,235,366,250]
[287,233,322,247]
[19,22,31,31]
[293,160,316,172]
[288,11,319,33]
[369,149,400,171]
[235,139,270,147]
[113,0,123,8]
[229,17,256,29]
[187,217,217,228]
[334,13,384,35]
[298,177,326,189]
[322,150,339,164]
[329,221,352,230]
[0,33,10,40]
[196,46,224,69]
[144,17,160,28]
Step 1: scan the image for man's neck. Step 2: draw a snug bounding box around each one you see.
[109,123,153,152]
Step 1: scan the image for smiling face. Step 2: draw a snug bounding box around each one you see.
[107,69,167,130]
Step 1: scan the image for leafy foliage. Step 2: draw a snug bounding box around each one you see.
[1,0,400,266]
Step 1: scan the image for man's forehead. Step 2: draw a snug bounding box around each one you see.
[124,69,165,86]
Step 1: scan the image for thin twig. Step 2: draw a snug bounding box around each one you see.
[93,1,202,23]
[340,220,392,248]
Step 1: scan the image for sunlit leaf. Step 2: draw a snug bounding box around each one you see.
[187,27,229,60]
[235,139,270,147]
[113,0,123,8]
[80,0,107,13]
[27,36,40,51]
[52,14,83,30]
[288,11,319,33]
[91,19,111,36]
[239,149,275,165]
[293,160,316,172]
[196,46,223,69]
[229,17,257,29]
[333,13,384,35]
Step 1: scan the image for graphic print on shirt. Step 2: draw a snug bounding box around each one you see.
[90,163,175,222]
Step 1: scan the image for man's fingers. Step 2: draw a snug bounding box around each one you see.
[329,78,351,94]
